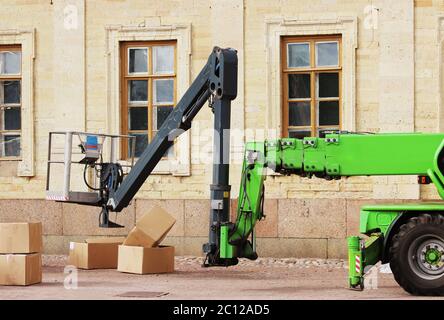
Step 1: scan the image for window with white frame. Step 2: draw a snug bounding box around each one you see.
[120,41,176,159]
[282,35,342,138]
[0,45,21,158]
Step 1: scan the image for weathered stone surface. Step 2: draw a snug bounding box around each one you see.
[327,238,348,259]
[258,199,279,237]
[62,203,135,236]
[256,238,327,258]
[43,236,66,255]
[162,236,185,256]
[346,200,368,236]
[44,235,89,255]
[0,200,63,236]
[182,237,207,257]
[278,199,346,239]
[184,200,210,237]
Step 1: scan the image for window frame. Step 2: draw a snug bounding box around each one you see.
[120,40,177,160]
[0,44,22,160]
[281,35,342,138]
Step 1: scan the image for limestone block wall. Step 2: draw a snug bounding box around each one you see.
[0,198,405,258]
[0,0,443,258]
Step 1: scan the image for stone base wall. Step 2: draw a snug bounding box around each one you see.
[0,198,406,258]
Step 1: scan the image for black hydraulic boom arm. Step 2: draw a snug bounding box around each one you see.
[102,47,237,232]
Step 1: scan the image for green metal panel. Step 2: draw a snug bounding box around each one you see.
[347,236,362,287]
[359,203,444,235]
[359,210,400,235]
[228,142,267,247]
[325,133,444,176]
[362,202,444,212]
[278,139,303,171]
[303,138,326,172]
[220,225,234,259]
[429,139,444,198]
[226,133,444,260]
[347,234,384,289]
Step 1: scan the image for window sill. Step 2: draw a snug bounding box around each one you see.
[0,157,22,161]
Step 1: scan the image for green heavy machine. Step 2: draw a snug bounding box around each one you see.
[217,132,444,296]
[46,48,444,296]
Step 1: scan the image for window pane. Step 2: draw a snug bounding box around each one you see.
[129,48,148,73]
[288,74,310,99]
[0,51,21,74]
[1,134,20,157]
[2,81,21,104]
[318,73,339,98]
[129,134,148,158]
[154,79,174,104]
[154,106,173,130]
[289,130,311,139]
[316,42,339,67]
[129,107,148,130]
[287,43,310,68]
[319,101,339,126]
[4,107,21,130]
[128,80,148,102]
[289,102,311,126]
[153,46,174,74]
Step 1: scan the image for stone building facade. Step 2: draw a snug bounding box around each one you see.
[0,0,442,258]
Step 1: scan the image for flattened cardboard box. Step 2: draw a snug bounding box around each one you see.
[0,253,42,286]
[0,222,42,254]
[68,237,125,269]
[118,245,174,274]
[123,205,176,248]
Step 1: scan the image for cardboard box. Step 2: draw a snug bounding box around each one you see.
[0,253,42,286]
[0,223,42,254]
[117,245,174,274]
[68,237,125,269]
[123,205,176,248]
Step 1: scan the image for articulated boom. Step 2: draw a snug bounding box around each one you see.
[218,132,444,294]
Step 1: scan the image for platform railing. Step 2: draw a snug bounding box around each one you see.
[46,131,135,203]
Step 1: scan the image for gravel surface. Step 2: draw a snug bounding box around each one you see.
[1,255,440,300]
[42,255,347,269]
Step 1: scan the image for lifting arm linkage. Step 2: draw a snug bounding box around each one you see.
[108,47,238,212]
[217,133,444,262]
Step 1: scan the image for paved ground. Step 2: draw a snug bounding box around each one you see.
[1,256,443,300]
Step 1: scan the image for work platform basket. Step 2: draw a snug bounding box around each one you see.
[45,131,135,204]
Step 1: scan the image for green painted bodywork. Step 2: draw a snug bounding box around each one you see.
[347,236,362,287]
[220,225,234,258]
[347,234,383,288]
[220,132,444,288]
[360,203,444,235]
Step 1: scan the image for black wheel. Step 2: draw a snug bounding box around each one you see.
[389,214,444,296]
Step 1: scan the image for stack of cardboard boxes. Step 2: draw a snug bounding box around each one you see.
[0,222,43,286]
[0,206,175,287]
[69,205,176,274]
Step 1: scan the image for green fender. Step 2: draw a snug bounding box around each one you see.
[359,203,444,263]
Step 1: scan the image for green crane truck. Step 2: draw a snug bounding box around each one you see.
[219,132,444,295]
[46,47,444,296]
